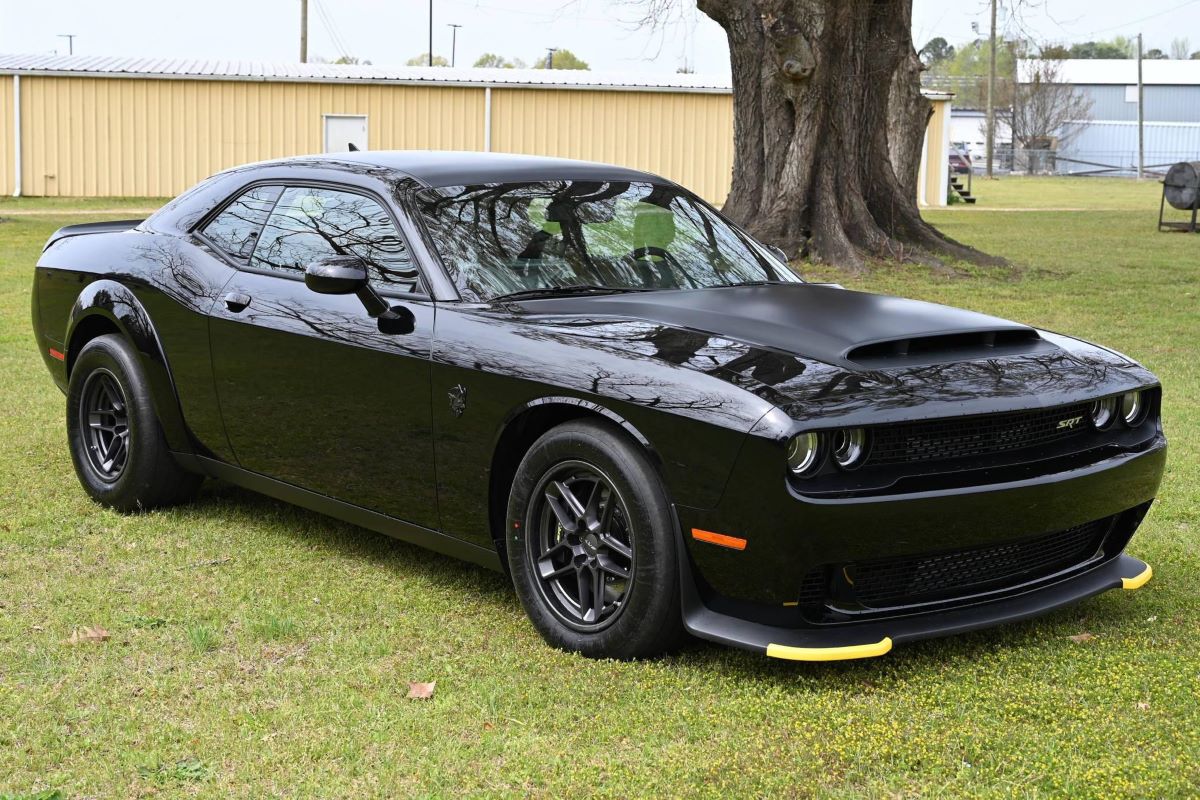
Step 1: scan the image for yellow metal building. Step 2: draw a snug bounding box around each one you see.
[0,54,951,207]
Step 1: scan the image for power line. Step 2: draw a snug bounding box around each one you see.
[312,0,351,60]
[1083,0,1200,36]
[321,0,352,57]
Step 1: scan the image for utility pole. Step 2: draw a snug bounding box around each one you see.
[57,34,76,56]
[1010,38,1020,167]
[546,48,558,69]
[299,0,308,63]
[428,0,434,67]
[1137,32,1145,180]
[985,0,997,178]
[448,24,462,68]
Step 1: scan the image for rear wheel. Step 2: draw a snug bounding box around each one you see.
[507,419,685,659]
[66,334,201,511]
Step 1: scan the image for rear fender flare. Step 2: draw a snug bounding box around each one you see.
[65,280,192,453]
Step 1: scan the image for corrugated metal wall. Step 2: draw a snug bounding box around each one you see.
[1079,84,1200,124]
[12,76,484,197]
[2,73,949,205]
[491,88,735,204]
[0,77,12,195]
[923,96,950,206]
[1057,120,1200,174]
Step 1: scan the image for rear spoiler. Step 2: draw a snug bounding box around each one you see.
[44,219,145,252]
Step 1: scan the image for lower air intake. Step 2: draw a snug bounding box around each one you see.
[847,516,1114,608]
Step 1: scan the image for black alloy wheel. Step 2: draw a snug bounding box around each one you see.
[66,334,202,511]
[506,418,685,659]
[78,368,130,481]
[527,461,635,632]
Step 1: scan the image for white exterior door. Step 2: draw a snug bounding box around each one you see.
[323,115,368,153]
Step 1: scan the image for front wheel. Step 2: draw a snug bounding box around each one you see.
[506,419,685,659]
[66,334,202,512]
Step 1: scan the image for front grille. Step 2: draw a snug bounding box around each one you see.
[797,567,826,607]
[868,402,1094,466]
[848,517,1113,608]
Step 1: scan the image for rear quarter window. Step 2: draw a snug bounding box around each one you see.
[200,185,283,260]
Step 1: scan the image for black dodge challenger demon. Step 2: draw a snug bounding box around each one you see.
[32,152,1166,662]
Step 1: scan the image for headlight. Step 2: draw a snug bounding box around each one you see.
[832,428,868,470]
[1090,396,1118,430]
[787,432,822,476]
[1121,390,1147,426]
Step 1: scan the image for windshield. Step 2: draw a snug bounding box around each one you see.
[414,180,800,302]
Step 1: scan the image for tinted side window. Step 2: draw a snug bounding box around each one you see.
[250,187,418,291]
[201,185,283,259]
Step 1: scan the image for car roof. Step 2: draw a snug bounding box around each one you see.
[245,150,667,188]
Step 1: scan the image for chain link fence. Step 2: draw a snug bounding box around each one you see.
[967,148,1180,178]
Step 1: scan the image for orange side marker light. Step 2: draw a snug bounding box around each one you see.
[691,528,747,551]
[48,348,65,361]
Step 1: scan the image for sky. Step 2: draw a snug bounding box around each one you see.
[0,0,1196,75]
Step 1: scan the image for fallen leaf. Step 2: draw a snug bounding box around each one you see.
[482,721,495,731]
[67,625,111,645]
[1067,632,1096,643]
[407,681,436,700]
[1136,701,1150,711]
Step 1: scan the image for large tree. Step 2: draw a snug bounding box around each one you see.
[533,48,591,70]
[918,37,956,67]
[680,0,995,269]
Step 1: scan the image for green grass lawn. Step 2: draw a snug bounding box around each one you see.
[1,178,1197,798]
[0,196,166,213]
[946,175,1167,210]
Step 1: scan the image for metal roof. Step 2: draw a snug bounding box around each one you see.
[0,53,955,99]
[1018,59,1200,86]
[0,53,736,93]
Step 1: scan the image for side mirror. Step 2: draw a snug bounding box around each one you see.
[304,254,415,336]
[305,256,368,295]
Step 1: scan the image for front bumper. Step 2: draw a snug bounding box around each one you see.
[680,434,1166,606]
[674,432,1166,659]
[681,552,1151,661]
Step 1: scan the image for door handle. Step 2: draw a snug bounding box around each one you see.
[223,292,252,313]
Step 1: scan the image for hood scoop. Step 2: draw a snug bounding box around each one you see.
[515,284,1055,370]
[847,328,1049,369]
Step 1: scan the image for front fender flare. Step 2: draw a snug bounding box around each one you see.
[65,280,193,454]
[495,395,663,468]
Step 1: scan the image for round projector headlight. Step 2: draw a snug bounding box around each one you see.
[1121,390,1146,426]
[1091,396,1118,430]
[787,432,822,476]
[832,428,868,470]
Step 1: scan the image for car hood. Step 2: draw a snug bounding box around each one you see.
[510,284,1157,428]
[514,284,1038,370]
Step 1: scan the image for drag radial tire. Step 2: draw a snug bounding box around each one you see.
[506,419,686,659]
[66,334,202,512]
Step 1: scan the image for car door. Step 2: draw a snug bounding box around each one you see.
[208,184,439,530]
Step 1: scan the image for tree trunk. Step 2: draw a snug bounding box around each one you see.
[697,0,1001,270]
[888,48,930,204]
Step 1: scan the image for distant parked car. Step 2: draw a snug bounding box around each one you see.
[32,151,1165,662]
[949,150,972,175]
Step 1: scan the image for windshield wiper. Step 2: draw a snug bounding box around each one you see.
[719,279,799,288]
[491,284,652,302]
